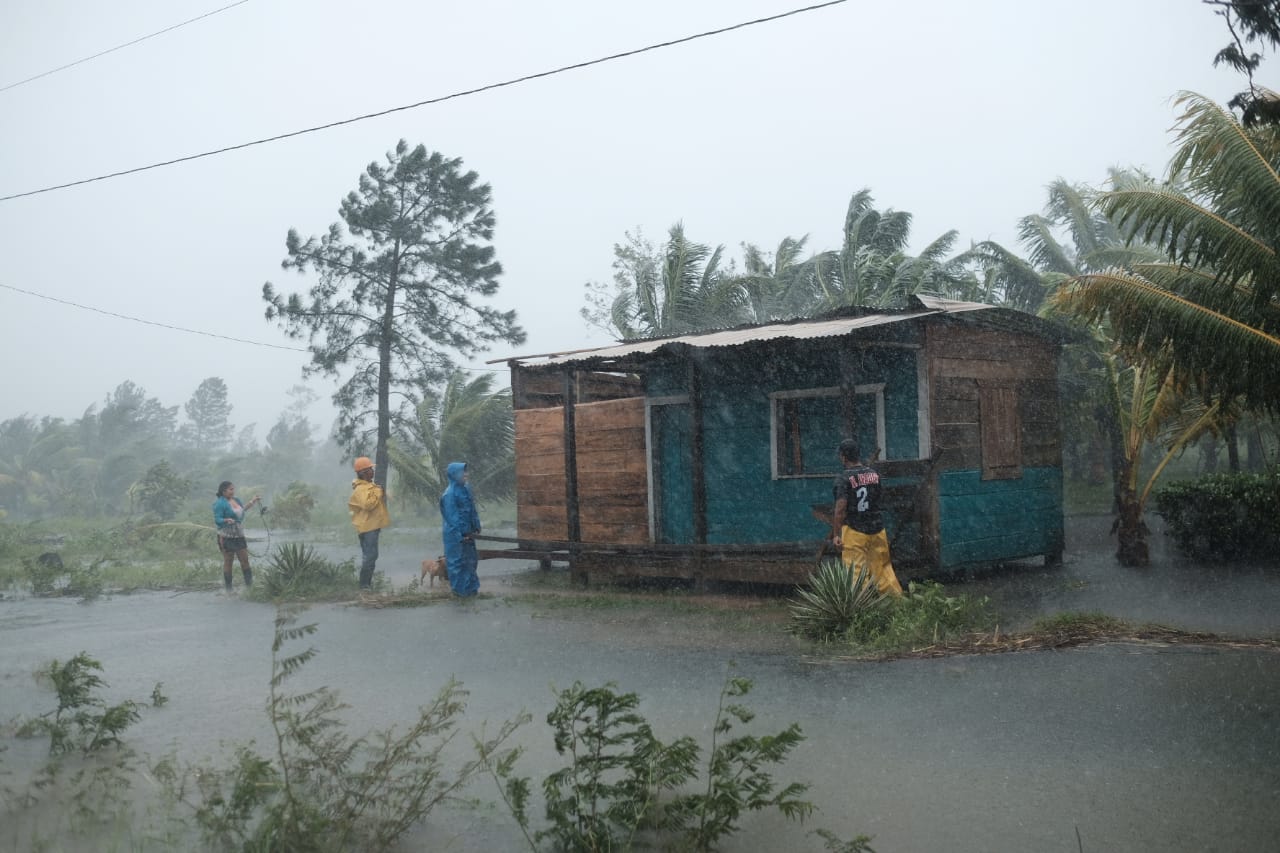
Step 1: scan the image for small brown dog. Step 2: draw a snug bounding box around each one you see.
[421,556,447,587]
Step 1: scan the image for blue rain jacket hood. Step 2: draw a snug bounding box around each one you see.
[440,462,481,544]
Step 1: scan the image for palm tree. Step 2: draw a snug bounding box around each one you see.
[960,173,1217,564]
[1108,359,1224,565]
[0,417,93,518]
[959,173,1167,312]
[737,235,814,323]
[1053,92,1280,413]
[809,189,973,309]
[388,371,515,509]
[589,223,747,340]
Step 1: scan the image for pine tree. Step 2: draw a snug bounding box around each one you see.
[263,140,525,484]
[181,377,234,454]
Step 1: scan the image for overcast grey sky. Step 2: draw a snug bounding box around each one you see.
[0,0,1241,438]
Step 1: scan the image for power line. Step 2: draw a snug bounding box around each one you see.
[0,0,848,203]
[0,282,309,352]
[0,0,252,94]
[2,281,532,369]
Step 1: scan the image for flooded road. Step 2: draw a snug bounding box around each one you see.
[2,517,1279,852]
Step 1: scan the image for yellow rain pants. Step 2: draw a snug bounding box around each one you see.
[839,526,904,596]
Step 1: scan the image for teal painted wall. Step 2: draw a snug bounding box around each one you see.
[647,345,921,545]
[936,467,1064,568]
[650,402,693,543]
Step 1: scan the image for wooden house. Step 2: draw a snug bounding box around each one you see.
[491,295,1069,586]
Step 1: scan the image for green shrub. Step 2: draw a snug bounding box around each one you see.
[22,553,66,594]
[163,607,504,853]
[269,481,318,530]
[789,562,993,651]
[872,581,993,650]
[253,542,360,600]
[64,564,104,601]
[481,670,815,853]
[8,653,164,837]
[1152,469,1280,561]
[128,461,191,520]
[17,653,142,756]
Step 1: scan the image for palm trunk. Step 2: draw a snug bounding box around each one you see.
[1113,456,1149,566]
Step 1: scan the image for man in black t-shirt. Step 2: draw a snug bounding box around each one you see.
[830,438,903,596]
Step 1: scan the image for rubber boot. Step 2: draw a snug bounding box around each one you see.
[224,571,233,592]
[243,567,253,588]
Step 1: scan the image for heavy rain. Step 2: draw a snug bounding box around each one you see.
[2,2,1279,852]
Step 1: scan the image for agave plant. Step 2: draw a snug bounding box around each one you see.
[260,542,355,598]
[788,558,888,642]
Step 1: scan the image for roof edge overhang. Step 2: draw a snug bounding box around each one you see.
[493,295,1076,371]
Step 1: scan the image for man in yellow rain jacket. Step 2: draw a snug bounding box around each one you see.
[349,456,391,590]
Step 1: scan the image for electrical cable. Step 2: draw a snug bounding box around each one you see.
[0,0,848,202]
[1,281,519,368]
[1,1,252,94]
[0,281,310,351]
[247,503,273,559]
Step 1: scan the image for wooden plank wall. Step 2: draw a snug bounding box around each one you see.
[928,325,1061,470]
[514,397,649,544]
[927,322,1064,568]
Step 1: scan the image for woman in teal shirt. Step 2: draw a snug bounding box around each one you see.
[213,480,260,592]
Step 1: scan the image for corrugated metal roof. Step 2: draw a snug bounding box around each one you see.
[503,295,1050,367]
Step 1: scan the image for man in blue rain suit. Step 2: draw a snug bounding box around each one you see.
[440,461,482,597]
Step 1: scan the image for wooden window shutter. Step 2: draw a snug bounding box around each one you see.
[979,382,1022,480]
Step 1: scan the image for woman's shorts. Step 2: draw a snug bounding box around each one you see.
[219,536,248,553]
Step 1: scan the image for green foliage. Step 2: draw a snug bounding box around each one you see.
[664,674,813,851]
[390,371,517,507]
[1153,469,1280,561]
[789,562,993,650]
[582,223,744,339]
[1205,0,1280,125]
[187,746,279,849]
[811,827,878,852]
[63,563,104,601]
[21,552,65,595]
[872,581,994,650]
[16,549,101,600]
[181,377,234,454]
[538,682,699,851]
[788,559,891,642]
[131,520,216,552]
[263,139,526,472]
[253,542,359,600]
[270,481,318,529]
[129,460,191,520]
[168,606,506,853]
[4,520,216,594]
[811,189,974,310]
[18,653,141,756]
[1054,94,1280,413]
[482,672,816,852]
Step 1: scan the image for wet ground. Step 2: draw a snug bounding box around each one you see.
[1,515,1278,852]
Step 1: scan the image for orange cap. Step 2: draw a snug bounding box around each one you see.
[353,456,374,472]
